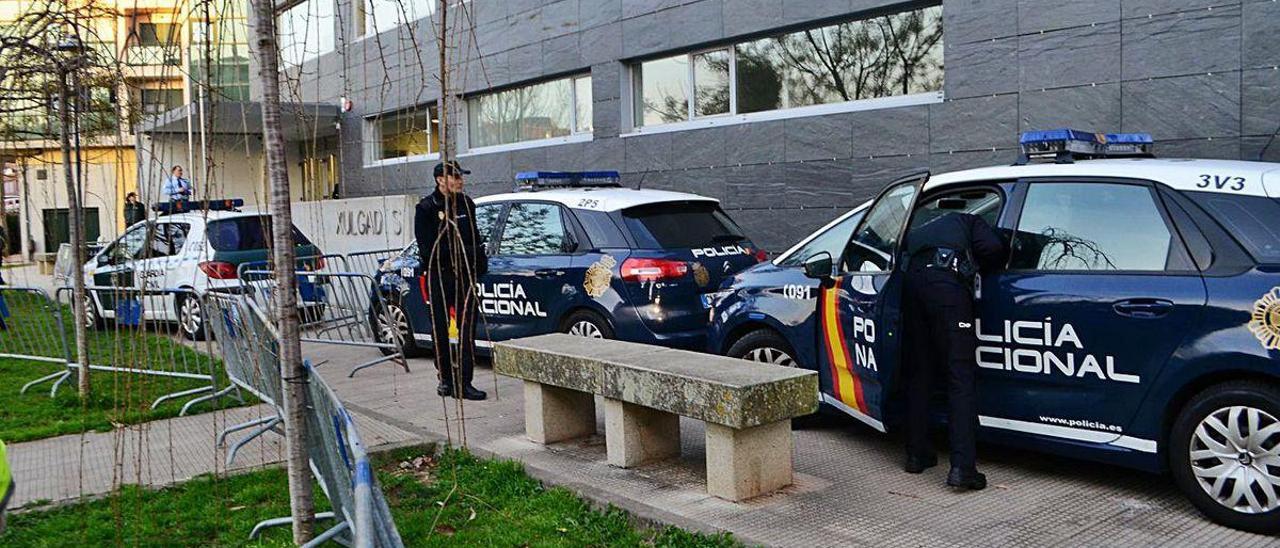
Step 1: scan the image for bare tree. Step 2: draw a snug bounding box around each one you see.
[246,0,315,542]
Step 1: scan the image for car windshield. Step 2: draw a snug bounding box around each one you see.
[777,209,865,267]
[207,216,314,251]
[621,201,746,249]
[1185,192,1280,264]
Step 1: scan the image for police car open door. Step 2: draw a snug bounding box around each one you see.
[815,172,927,432]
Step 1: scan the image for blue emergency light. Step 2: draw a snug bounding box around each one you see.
[515,170,622,191]
[151,198,245,215]
[1017,129,1154,164]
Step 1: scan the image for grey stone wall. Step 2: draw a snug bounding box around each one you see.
[286,0,1280,252]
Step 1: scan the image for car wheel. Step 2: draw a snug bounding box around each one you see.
[1170,381,1280,535]
[563,310,613,339]
[371,294,424,358]
[177,294,207,341]
[82,294,105,331]
[727,329,798,367]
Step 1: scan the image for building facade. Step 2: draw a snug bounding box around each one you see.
[0,0,250,257]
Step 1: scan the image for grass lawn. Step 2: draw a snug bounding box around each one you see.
[1,446,738,547]
[0,291,251,443]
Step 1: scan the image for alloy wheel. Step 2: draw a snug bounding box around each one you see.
[568,320,603,338]
[1189,405,1280,514]
[180,297,203,336]
[746,347,797,367]
[379,303,409,345]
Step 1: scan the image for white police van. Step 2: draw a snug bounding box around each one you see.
[83,199,321,340]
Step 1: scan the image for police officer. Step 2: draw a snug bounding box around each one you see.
[901,209,1004,490]
[415,160,488,400]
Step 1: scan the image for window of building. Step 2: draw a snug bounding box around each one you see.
[138,22,180,46]
[191,3,252,101]
[360,0,434,37]
[1010,183,1188,271]
[365,105,440,164]
[278,0,336,67]
[468,75,592,149]
[631,4,943,128]
[138,88,184,116]
[497,203,569,256]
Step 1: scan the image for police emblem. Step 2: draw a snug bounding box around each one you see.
[1249,287,1280,350]
[692,262,710,287]
[584,255,617,298]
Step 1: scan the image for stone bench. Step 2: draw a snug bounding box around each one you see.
[493,333,818,501]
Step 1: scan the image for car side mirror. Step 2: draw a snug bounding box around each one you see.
[97,253,111,266]
[802,252,833,281]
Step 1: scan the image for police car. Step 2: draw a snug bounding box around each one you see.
[83,199,321,340]
[709,130,1280,533]
[370,171,763,356]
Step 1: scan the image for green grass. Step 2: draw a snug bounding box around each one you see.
[1,447,738,547]
[0,292,251,443]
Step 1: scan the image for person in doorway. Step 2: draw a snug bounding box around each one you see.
[901,210,1005,490]
[161,165,193,202]
[124,192,146,226]
[414,160,488,400]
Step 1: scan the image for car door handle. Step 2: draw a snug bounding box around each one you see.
[1112,298,1174,319]
[534,269,565,279]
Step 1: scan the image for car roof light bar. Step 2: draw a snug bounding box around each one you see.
[1017,129,1154,164]
[151,198,245,215]
[515,170,622,191]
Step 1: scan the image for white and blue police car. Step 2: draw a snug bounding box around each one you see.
[708,130,1280,533]
[370,171,764,357]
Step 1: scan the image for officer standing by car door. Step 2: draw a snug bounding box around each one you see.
[901,208,1004,490]
[415,161,488,400]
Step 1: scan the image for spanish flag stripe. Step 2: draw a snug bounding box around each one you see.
[821,286,863,412]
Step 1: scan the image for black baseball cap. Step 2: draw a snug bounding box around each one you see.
[433,160,470,177]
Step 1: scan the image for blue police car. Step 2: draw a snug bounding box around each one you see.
[709,130,1280,533]
[371,171,764,357]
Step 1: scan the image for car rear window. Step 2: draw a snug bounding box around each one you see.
[621,201,747,249]
[1185,192,1280,264]
[207,216,314,251]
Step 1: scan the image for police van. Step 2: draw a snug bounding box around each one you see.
[370,171,763,355]
[82,199,321,340]
[708,130,1280,533]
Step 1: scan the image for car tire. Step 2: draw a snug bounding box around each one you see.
[563,309,613,339]
[371,294,425,358]
[176,293,208,341]
[726,329,799,368]
[1169,381,1280,535]
[82,294,105,331]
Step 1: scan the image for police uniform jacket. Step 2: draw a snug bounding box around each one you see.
[415,189,489,284]
[905,213,1005,274]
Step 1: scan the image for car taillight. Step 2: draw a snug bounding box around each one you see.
[199,261,237,280]
[620,258,689,282]
[754,248,768,262]
[316,256,326,270]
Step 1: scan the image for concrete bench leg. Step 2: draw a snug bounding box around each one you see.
[603,398,681,468]
[704,420,793,501]
[523,381,596,444]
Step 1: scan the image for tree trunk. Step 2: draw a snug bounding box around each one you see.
[58,69,90,396]
[246,0,315,542]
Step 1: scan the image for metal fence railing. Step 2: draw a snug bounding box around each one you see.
[206,293,284,464]
[212,292,404,547]
[0,285,227,414]
[342,247,402,277]
[240,269,409,378]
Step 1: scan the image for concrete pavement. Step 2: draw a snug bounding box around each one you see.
[7,339,1279,546]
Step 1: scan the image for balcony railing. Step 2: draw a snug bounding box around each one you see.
[125,45,182,66]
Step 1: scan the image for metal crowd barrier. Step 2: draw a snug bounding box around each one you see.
[342,247,402,277]
[50,286,227,413]
[206,293,284,464]
[0,287,73,395]
[214,292,403,547]
[241,269,409,378]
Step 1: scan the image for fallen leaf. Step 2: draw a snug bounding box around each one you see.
[468,508,477,521]
[229,505,245,511]
[556,527,568,533]
[434,524,456,536]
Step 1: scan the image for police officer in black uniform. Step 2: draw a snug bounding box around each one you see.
[901,208,1004,490]
[415,161,488,400]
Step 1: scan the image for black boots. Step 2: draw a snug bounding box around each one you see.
[946,467,987,491]
[903,454,938,474]
[438,382,488,401]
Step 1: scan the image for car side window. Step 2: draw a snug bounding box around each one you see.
[112,225,149,263]
[1010,182,1192,271]
[840,182,918,273]
[497,202,569,256]
[146,223,190,259]
[475,204,501,246]
[778,210,865,268]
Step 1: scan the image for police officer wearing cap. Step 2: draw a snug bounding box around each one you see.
[415,160,488,400]
[901,208,1005,490]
